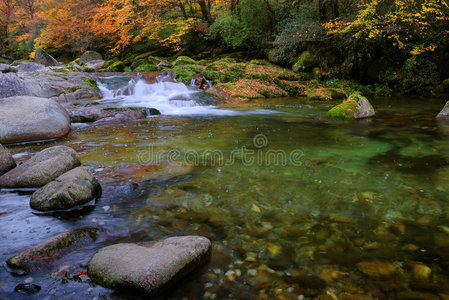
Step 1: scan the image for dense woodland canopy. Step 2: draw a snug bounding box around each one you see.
[1,0,448,90]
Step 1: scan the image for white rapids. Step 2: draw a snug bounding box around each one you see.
[96,73,275,116]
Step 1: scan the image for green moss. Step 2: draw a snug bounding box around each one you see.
[326,93,374,120]
[292,51,317,72]
[83,77,99,90]
[83,67,95,73]
[326,100,358,120]
[135,64,159,72]
[6,256,17,267]
[108,61,125,72]
[173,56,196,66]
[53,68,70,74]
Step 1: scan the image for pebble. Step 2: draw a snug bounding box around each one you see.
[356,261,397,277]
[248,269,257,276]
[245,252,258,262]
[413,263,432,280]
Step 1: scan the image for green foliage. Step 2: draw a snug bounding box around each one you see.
[400,55,439,94]
[209,0,271,50]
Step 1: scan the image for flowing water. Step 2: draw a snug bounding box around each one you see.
[1,76,449,299]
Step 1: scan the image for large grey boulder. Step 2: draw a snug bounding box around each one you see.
[0,144,16,175]
[0,73,29,98]
[34,49,59,67]
[30,166,101,211]
[0,146,80,188]
[79,51,102,65]
[6,228,97,273]
[436,101,449,120]
[0,96,71,144]
[84,60,105,71]
[88,236,211,295]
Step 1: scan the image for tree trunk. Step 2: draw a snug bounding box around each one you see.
[198,0,212,24]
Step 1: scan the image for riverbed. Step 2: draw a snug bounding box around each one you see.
[2,95,449,299]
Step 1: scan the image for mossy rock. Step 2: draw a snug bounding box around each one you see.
[135,64,159,72]
[157,61,172,68]
[83,77,99,90]
[173,65,204,84]
[326,93,375,120]
[147,56,161,65]
[83,67,95,73]
[108,61,125,72]
[7,228,97,273]
[292,51,318,73]
[173,56,196,66]
[267,49,283,65]
[135,52,155,61]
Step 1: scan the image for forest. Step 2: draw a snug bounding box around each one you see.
[1,0,449,94]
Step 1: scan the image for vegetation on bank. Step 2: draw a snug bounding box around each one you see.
[0,0,448,96]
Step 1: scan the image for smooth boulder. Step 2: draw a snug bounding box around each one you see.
[436,101,449,120]
[30,166,101,211]
[0,146,80,188]
[79,51,102,65]
[6,228,97,273]
[34,48,59,67]
[88,236,211,295]
[0,144,16,175]
[326,93,375,120]
[0,96,71,144]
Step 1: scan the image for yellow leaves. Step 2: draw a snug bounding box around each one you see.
[324,0,449,56]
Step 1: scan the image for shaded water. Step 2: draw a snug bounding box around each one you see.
[2,94,449,299]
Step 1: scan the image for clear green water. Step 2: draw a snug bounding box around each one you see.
[2,96,449,299]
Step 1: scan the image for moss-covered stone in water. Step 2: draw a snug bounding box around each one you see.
[326,93,375,120]
[292,51,317,72]
[108,61,125,72]
[7,228,98,273]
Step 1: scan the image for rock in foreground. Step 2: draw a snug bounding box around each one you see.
[0,146,80,188]
[0,96,71,144]
[88,236,211,295]
[326,93,375,120]
[436,101,449,120]
[30,166,101,211]
[0,144,16,175]
[7,228,97,273]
